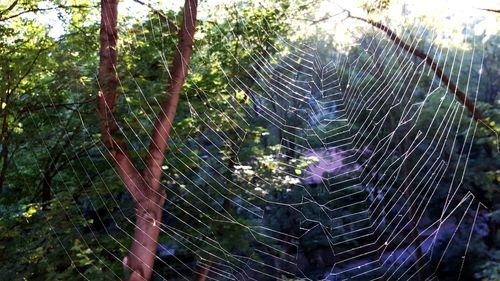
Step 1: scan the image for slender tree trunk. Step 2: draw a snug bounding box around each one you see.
[196,261,213,281]
[0,96,9,192]
[40,147,64,203]
[399,138,424,281]
[38,136,91,205]
[41,172,52,202]
[40,160,60,204]
[97,1,198,280]
[0,142,8,191]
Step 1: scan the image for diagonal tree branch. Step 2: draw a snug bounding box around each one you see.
[346,12,485,123]
[97,0,143,202]
[142,0,197,190]
[0,0,18,17]
[0,4,92,21]
[97,0,120,150]
[9,47,48,96]
[132,0,179,31]
[478,8,500,14]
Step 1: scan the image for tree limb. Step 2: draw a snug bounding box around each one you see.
[0,4,92,21]
[346,12,486,124]
[478,8,500,14]
[9,47,48,96]
[132,0,179,31]
[97,0,143,202]
[142,0,198,190]
[0,0,18,17]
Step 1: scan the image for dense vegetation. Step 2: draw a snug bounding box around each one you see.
[0,0,498,280]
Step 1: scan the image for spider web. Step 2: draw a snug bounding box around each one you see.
[28,0,496,280]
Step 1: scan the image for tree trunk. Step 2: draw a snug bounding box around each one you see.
[196,261,213,281]
[399,138,424,281]
[0,142,8,192]
[41,172,52,203]
[0,96,9,192]
[124,178,166,281]
[40,148,64,203]
[97,0,198,280]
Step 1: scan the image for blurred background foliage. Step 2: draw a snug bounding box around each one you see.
[0,0,498,280]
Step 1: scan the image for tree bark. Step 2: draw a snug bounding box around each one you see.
[40,150,63,204]
[195,261,213,281]
[347,13,485,124]
[124,179,166,281]
[398,138,424,281]
[41,161,55,203]
[0,99,9,192]
[97,0,198,280]
[0,141,8,192]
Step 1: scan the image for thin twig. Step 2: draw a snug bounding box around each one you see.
[0,5,92,21]
[132,0,179,31]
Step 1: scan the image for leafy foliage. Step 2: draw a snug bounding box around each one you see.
[0,0,498,280]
